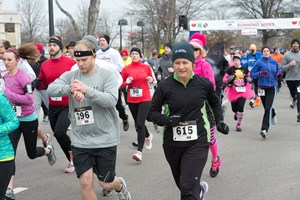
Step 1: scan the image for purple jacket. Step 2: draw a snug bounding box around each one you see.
[193,57,216,90]
[4,69,34,117]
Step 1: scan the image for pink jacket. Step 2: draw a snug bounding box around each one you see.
[4,69,34,117]
[193,57,216,90]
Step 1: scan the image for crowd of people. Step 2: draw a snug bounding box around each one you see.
[0,33,299,200]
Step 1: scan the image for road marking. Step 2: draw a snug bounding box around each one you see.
[14,187,28,194]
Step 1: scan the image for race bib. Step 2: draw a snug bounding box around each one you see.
[297,86,300,93]
[51,97,62,101]
[11,104,22,116]
[258,88,265,96]
[74,106,94,126]
[236,86,246,92]
[130,87,143,97]
[173,121,198,141]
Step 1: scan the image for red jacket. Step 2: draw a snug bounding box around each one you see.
[121,61,154,103]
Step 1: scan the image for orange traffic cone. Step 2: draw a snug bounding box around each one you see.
[255,96,261,107]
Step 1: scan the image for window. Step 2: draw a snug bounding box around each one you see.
[5,23,15,33]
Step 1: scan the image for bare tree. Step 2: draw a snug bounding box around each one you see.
[224,0,300,45]
[17,0,47,43]
[131,0,210,53]
[55,0,100,40]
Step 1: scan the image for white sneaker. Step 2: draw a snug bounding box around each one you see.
[260,130,267,139]
[199,181,209,200]
[64,162,75,173]
[117,177,131,200]
[145,133,153,150]
[132,151,142,162]
[271,116,277,125]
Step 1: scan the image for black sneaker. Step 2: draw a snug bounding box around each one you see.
[297,115,300,123]
[249,100,255,108]
[123,120,129,131]
[132,141,138,147]
[102,189,113,197]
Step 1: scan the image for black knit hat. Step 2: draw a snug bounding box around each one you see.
[100,34,110,44]
[232,55,241,61]
[130,47,142,57]
[66,40,76,49]
[291,38,300,47]
[164,43,172,49]
[171,42,195,63]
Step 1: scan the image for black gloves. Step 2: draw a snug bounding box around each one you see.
[217,121,229,135]
[32,78,42,89]
[227,75,235,82]
[168,115,182,127]
[259,71,269,77]
[276,72,283,80]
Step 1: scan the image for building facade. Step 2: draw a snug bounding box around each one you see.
[0,0,21,48]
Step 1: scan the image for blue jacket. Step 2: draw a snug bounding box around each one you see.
[250,57,281,88]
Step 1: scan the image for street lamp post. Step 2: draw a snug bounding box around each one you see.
[118,19,128,51]
[48,0,54,36]
[127,12,135,46]
[137,20,145,55]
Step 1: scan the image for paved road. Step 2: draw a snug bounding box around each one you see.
[11,84,300,200]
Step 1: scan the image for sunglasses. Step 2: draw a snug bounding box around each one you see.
[194,48,201,51]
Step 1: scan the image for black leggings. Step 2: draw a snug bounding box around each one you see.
[231,98,246,113]
[9,119,44,174]
[260,87,276,131]
[49,105,71,161]
[128,101,150,152]
[286,80,300,114]
[116,89,128,121]
[163,142,209,200]
[0,160,14,200]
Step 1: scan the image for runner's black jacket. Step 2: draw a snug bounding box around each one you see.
[148,73,224,147]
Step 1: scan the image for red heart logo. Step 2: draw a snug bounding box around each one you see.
[191,23,196,27]
[292,21,297,25]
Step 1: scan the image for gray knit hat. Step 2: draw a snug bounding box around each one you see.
[82,35,100,51]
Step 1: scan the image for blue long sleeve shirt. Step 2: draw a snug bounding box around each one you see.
[250,57,281,88]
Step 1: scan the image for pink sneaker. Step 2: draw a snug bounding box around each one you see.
[132,151,142,162]
[210,156,221,177]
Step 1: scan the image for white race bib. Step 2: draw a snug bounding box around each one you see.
[258,88,265,96]
[130,87,143,97]
[173,121,198,141]
[51,97,62,101]
[74,106,94,126]
[236,86,246,92]
[12,104,22,117]
[297,86,300,93]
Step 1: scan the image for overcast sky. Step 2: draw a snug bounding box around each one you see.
[2,0,129,19]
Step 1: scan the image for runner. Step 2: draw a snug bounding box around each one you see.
[3,48,56,200]
[96,34,129,132]
[47,39,131,200]
[189,33,222,177]
[223,56,254,131]
[33,35,76,173]
[147,42,229,199]
[280,38,300,121]
[0,93,19,200]
[250,46,282,139]
[120,47,155,162]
